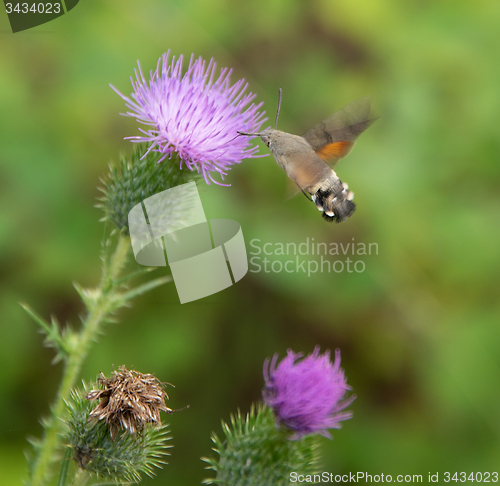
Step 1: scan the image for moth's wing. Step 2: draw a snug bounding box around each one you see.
[279,150,333,195]
[285,177,305,201]
[302,97,377,166]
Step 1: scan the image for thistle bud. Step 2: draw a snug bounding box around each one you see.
[202,404,320,486]
[99,144,195,234]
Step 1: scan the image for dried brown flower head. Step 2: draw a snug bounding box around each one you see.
[86,366,173,440]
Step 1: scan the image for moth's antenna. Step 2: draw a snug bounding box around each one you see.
[275,87,282,130]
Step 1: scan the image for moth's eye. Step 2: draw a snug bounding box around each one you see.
[265,141,271,147]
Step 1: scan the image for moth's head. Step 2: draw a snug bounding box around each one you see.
[237,87,282,147]
[236,127,274,147]
[258,128,273,147]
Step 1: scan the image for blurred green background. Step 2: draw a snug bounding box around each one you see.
[1,0,500,484]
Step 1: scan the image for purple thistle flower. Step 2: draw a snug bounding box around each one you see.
[263,346,355,440]
[111,51,266,185]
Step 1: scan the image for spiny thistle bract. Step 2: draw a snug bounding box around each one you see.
[202,404,321,486]
[65,383,171,483]
[98,143,196,234]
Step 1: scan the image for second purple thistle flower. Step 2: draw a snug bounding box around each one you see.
[112,51,266,185]
[263,346,355,440]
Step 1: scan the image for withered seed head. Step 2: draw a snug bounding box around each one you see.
[86,366,173,441]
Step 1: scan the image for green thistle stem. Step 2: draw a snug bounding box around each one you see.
[27,144,187,485]
[29,235,131,486]
[57,447,71,486]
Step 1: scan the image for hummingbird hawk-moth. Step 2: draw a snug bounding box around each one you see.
[238,89,377,222]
